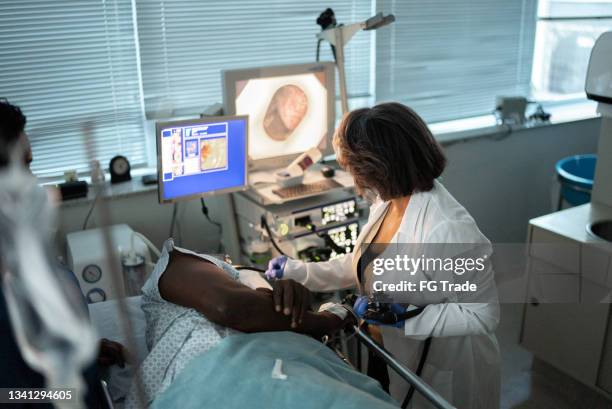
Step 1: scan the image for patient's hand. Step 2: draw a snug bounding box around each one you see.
[97,338,125,368]
[271,279,312,328]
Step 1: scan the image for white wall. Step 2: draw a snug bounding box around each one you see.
[57,192,240,259]
[440,118,600,242]
[56,118,601,259]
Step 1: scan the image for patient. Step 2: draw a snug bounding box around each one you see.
[125,239,354,408]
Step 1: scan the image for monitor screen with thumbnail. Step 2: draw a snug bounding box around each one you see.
[156,115,248,203]
[223,62,336,170]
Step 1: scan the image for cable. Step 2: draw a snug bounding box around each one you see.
[233,265,266,273]
[200,198,223,253]
[176,218,183,247]
[169,202,178,238]
[320,233,346,255]
[132,231,161,260]
[260,216,287,257]
[82,192,100,230]
[176,204,183,246]
[401,337,433,408]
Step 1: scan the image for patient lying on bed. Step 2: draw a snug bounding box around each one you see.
[126,239,396,409]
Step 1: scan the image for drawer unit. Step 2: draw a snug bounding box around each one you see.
[522,213,612,397]
[530,228,580,274]
[522,302,609,386]
[582,244,611,286]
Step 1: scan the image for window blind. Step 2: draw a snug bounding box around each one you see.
[376,0,538,123]
[135,0,372,118]
[0,0,147,178]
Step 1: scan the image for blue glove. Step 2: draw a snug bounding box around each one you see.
[353,296,407,328]
[265,255,288,280]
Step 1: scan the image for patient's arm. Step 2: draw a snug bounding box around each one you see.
[159,250,347,338]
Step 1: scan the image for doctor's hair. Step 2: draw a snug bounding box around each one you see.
[334,102,446,201]
[0,98,27,168]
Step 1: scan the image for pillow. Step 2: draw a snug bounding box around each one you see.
[88,296,147,402]
[238,269,272,290]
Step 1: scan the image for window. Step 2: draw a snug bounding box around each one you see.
[375,0,538,123]
[135,0,373,119]
[532,0,612,101]
[0,0,147,178]
[7,1,600,179]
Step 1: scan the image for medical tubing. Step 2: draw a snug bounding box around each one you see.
[356,302,432,407]
[169,202,178,238]
[200,198,223,253]
[401,337,433,409]
[200,198,223,233]
[234,265,266,273]
[260,216,287,257]
[132,231,161,260]
[353,325,455,409]
[82,192,99,230]
[81,123,146,409]
[319,232,346,255]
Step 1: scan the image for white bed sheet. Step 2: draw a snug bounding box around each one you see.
[87,269,269,404]
[88,296,148,403]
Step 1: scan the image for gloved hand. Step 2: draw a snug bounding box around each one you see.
[353,296,407,328]
[265,255,288,280]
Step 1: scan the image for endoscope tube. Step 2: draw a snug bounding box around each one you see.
[260,216,287,257]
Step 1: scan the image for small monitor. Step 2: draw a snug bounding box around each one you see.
[223,62,336,171]
[156,115,248,203]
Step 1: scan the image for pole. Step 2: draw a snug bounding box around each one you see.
[334,28,350,115]
[352,325,456,409]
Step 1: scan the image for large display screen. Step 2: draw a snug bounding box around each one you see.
[233,72,328,161]
[158,117,247,202]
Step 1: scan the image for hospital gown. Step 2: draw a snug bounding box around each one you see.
[125,239,240,408]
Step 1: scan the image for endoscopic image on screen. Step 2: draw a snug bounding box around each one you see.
[200,137,228,171]
[263,84,309,141]
[235,72,328,161]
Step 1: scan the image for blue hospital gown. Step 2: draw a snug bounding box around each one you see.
[125,239,240,408]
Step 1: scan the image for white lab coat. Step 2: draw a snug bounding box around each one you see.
[283,180,501,409]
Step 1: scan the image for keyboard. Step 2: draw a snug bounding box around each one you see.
[273,179,342,199]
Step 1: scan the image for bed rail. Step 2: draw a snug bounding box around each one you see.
[351,325,456,409]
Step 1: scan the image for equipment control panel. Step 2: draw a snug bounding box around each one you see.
[265,197,362,240]
[233,190,368,263]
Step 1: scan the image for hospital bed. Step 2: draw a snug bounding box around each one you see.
[88,296,147,409]
[88,291,454,409]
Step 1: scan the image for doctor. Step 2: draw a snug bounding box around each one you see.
[266,102,500,409]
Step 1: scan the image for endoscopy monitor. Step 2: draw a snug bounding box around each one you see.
[156,115,248,203]
[222,62,336,171]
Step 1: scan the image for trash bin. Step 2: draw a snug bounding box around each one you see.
[555,154,597,210]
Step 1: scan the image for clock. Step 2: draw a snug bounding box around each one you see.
[109,155,131,184]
